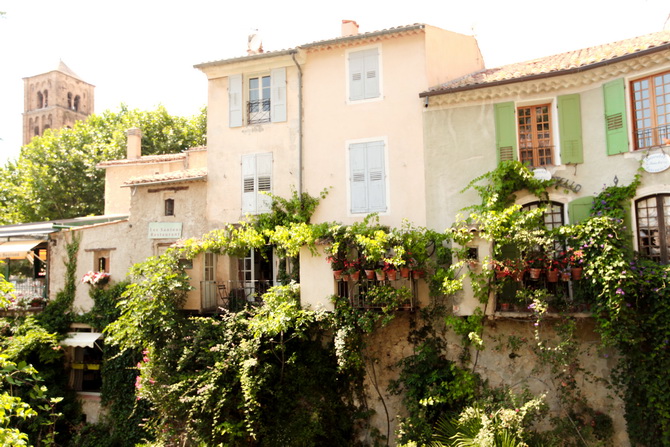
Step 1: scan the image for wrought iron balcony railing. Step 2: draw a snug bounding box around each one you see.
[247,99,271,124]
[201,280,273,312]
[635,125,670,150]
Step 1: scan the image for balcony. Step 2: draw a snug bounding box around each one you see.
[635,125,670,150]
[495,268,594,316]
[247,99,271,124]
[200,279,273,313]
[335,273,417,311]
[1,278,46,316]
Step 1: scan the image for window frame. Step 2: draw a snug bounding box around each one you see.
[347,138,388,215]
[635,193,670,264]
[346,45,382,103]
[247,74,271,124]
[164,198,175,216]
[517,103,554,167]
[631,70,670,150]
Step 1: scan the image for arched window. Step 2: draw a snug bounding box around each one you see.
[74,95,80,112]
[43,90,48,107]
[636,194,670,263]
[67,93,73,109]
[521,201,565,229]
[37,91,43,108]
[34,126,40,136]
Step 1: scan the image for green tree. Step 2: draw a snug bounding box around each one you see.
[0,104,206,224]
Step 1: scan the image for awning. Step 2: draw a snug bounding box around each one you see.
[0,240,43,260]
[61,332,103,348]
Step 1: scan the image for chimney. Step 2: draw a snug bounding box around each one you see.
[341,20,359,37]
[126,128,142,159]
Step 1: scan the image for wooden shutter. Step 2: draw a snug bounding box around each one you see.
[363,49,380,99]
[241,154,256,213]
[349,52,365,101]
[229,74,243,128]
[603,78,629,155]
[256,153,273,213]
[350,143,368,212]
[568,196,593,224]
[494,102,517,165]
[366,141,386,212]
[558,94,584,164]
[270,67,286,123]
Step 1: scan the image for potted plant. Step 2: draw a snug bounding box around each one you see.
[526,252,545,280]
[326,255,345,279]
[566,248,584,280]
[383,262,398,281]
[81,271,111,286]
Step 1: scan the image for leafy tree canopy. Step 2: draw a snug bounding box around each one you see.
[0,104,206,224]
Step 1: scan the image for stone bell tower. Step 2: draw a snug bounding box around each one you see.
[22,61,94,145]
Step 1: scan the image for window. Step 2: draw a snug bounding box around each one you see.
[37,91,44,108]
[242,153,272,214]
[631,71,670,150]
[68,92,73,109]
[74,95,80,112]
[349,140,386,214]
[636,194,670,263]
[248,75,271,124]
[348,48,380,101]
[229,68,286,127]
[93,250,110,272]
[518,104,553,167]
[164,198,175,216]
[521,201,565,229]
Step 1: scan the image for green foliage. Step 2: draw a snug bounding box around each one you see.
[0,105,206,223]
[390,339,478,446]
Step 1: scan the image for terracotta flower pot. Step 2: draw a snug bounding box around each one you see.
[365,270,376,280]
[529,268,542,280]
[333,270,343,280]
[412,270,425,280]
[386,269,397,281]
[546,269,559,283]
[375,270,386,281]
[500,302,511,311]
[350,270,360,281]
[571,267,583,280]
[561,271,571,282]
[400,267,410,278]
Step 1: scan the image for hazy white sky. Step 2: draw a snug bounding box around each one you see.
[1,0,668,163]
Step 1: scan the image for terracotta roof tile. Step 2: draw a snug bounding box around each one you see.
[97,152,187,167]
[423,30,670,95]
[123,168,207,186]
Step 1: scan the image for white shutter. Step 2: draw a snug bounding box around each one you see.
[229,74,243,127]
[363,50,380,99]
[241,154,256,213]
[270,68,286,123]
[256,153,273,213]
[349,143,369,213]
[366,141,386,211]
[348,52,365,101]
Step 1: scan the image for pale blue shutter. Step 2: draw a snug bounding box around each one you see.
[349,52,365,101]
[363,49,380,99]
[270,68,286,123]
[350,143,368,212]
[241,154,255,213]
[229,74,243,127]
[366,141,386,212]
[256,153,273,213]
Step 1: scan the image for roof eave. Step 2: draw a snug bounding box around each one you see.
[421,41,670,98]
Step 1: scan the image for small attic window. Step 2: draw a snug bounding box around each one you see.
[165,199,175,216]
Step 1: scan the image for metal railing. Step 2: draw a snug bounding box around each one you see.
[200,279,273,312]
[336,276,416,311]
[9,278,46,300]
[247,99,271,124]
[635,125,670,150]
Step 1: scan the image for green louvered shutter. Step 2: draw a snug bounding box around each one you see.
[603,79,629,155]
[494,102,518,165]
[568,196,593,224]
[558,94,583,164]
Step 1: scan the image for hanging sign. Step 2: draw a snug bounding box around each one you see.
[642,153,670,173]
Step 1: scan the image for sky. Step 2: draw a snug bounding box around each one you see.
[1,0,669,164]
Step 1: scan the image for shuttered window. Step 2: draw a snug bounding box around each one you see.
[241,153,273,214]
[557,94,583,164]
[349,141,386,213]
[494,102,518,165]
[229,68,287,127]
[348,48,380,101]
[603,78,629,154]
[518,104,553,167]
